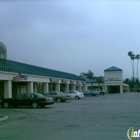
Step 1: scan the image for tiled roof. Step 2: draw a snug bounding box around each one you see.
[0,59,85,81]
[104,66,122,72]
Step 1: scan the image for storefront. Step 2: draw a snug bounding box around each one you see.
[81,66,129,94]
[0,59,86,99]
[0,58,129,99]
[104,66,127,94]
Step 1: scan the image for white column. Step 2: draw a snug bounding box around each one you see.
[33,82,38,92]
[28,82,33,92]
[81,85,83,92]
[120,85,123,94]
[78,85,82,92]
[44,83,49,93]
[55,83,60,91]
[105,85,107,92]
[65,84,69,93]
[80,85,82,92]
[72,84,76,90]
[83,84,87,91]
[4,80,12,98]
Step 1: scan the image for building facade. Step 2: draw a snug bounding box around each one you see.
[0,59,129,99]
[82,66,129,94]
[0,59,86,99]
[104,66,127,93]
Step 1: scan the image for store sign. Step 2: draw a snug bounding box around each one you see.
[105,78,121,82]
[20,75,27,80]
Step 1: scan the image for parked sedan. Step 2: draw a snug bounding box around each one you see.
[66,90,84,99]
[0,92,54,108]
[44,91,70,102]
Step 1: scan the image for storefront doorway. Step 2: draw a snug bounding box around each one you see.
[108,86,120,93]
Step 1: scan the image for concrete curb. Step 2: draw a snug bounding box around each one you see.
[0,115,8,121]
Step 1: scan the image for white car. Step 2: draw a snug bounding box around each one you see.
[83,90,100,96]
[83,89,105,96]
[66,90,84,99]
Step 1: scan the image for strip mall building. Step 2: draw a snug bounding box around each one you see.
[83,66,129,94]
[0,59,128,99]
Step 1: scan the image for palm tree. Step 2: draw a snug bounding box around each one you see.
[80,70,94,89]
[128,51,135,89]
[135,54,140,80]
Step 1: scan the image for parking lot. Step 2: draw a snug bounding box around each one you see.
[0,93,140,140]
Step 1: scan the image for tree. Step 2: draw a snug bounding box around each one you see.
[124,77,140,91]
[124,78,132,88]
[128,51,135,88]
[80,70,94,89]
[96,76,102,89]
[135,54,140,80]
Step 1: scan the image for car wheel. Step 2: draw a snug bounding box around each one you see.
[32,102,38,108]
[75,96,79,99]
[3,102,9,108]
[56,98,62,103]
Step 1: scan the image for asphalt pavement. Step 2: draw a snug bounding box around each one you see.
[0,93,140,140]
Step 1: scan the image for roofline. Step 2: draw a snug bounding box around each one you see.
[0,59,85,81]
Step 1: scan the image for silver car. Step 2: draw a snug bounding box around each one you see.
[44,91,70,103]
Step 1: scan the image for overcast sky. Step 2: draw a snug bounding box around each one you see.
[0,0,140,79]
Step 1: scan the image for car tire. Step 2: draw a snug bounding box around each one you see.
[32,102,38,108]
[3,102,9,108]
[75,96,79,99]
[56,98,61,103]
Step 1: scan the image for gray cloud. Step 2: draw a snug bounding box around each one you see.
[0,0,140,78]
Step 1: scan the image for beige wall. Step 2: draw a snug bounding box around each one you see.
[104,71,123,84]
[104,71,124,93]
